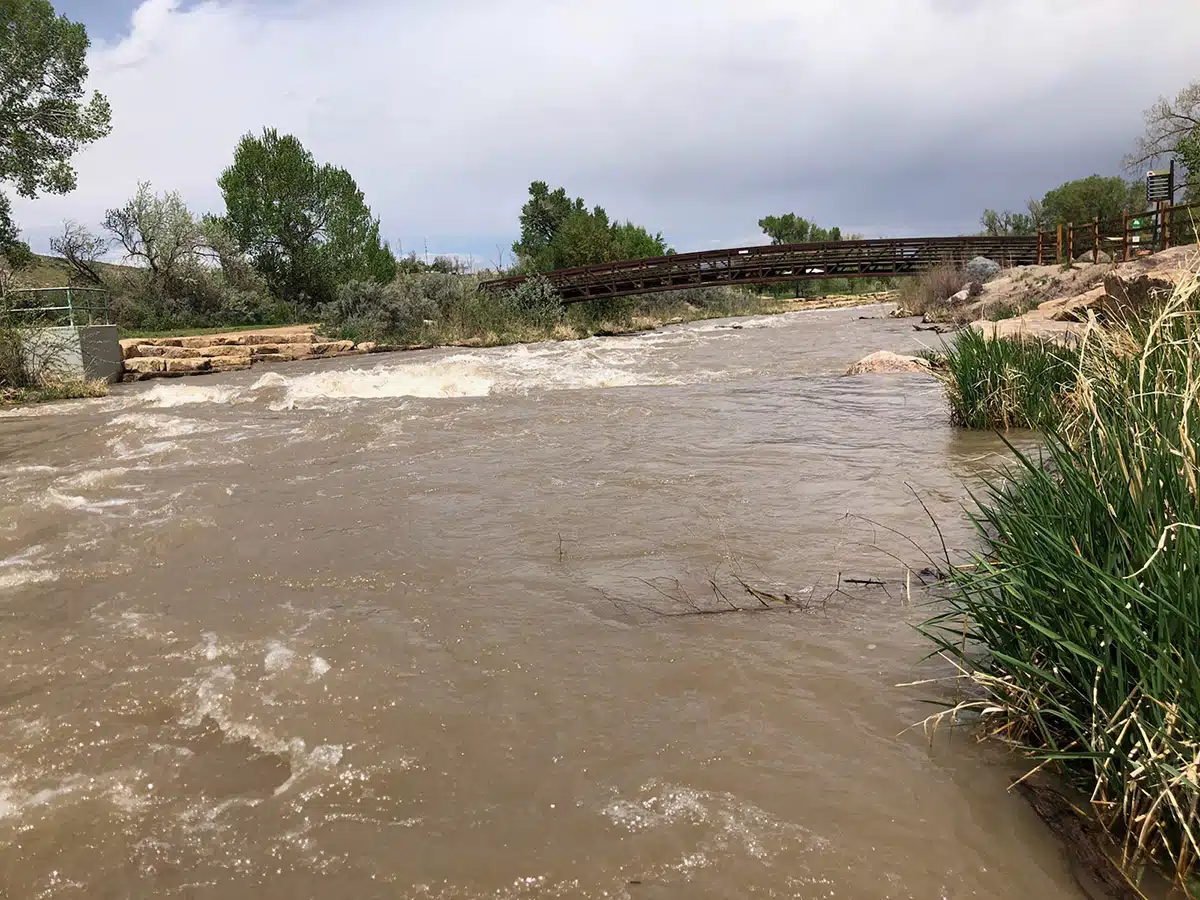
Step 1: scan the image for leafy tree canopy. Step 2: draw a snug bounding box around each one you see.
[758,214,843,245]
[980,208,1037,236]
[0,0,110,269]
[0,0,111,198]
[1041,175,1144,226]
[512,182,671,273]
[217,128,396,307]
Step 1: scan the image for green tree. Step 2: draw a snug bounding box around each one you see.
[0,0,111,258]
[980,208,1037,236]
[0,192,32,269]
[758,213,842,245]
[757,213,861,297]
[1040,175,1144,227]
[217,128,396,307]
[511,182,671,273]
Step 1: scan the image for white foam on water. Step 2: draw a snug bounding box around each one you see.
[109,412,203,438]
[264,641,297,673]
[138,383,243,408]
[0,569,58,591]
[0,775,86,821]
[309,656,331,679]
[179,660,346,803]
[254,359,495,408]
[42,488,131,514]
[0,547,58,592]
[602,780,828,867]
[58,467,131,489]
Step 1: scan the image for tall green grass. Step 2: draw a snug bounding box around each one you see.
[922,273,1200,890]
[939,328,1079,430]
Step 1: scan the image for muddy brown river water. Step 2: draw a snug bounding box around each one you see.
[0,306,1084,898]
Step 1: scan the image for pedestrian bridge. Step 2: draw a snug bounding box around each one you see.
[481,235,1039,303]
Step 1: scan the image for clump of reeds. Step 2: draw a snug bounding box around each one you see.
[894,263,968,318]
[938,327,1079,430]
[921,268,1200,891]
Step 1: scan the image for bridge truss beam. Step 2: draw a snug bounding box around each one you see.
[481,236,1040,303]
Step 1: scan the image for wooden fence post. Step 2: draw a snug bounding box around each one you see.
[1093,216,1100,261]
[1123,214,1130,261]
[1037,231,1044,265]
[1067,223,1074,263]
[1056,224,1064,264]
[1164,206,1173,250]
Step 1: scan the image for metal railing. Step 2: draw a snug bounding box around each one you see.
[1,287,112,327]
[482,236,1041,303]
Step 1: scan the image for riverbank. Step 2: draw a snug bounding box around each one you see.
[113,290,888,383]
[923,262,1200,896]
[0,377,109,406]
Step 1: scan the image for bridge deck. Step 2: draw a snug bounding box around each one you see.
[481,236,1040,303]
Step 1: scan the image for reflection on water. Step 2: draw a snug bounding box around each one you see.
[0,307,1080,898]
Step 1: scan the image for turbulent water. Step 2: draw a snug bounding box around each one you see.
[0,306,1083,898]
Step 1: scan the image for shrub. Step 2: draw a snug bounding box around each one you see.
[322,276,452,343]
[938,328,1078,430]
[895,263,966,318]
[501,274,564,327]
[922,272,1200,887]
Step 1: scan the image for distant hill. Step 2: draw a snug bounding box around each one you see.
[11,255,134,291]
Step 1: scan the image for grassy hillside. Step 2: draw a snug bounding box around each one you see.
[10,254,134,290]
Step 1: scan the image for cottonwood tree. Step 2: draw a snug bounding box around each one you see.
[1128,81,1200,200]
[512,181,671,272]
[1040,176,1144,226]
[49,220,107,283]
[216,128,396,308]
[103,183,207,286]
[0,0,111,260]
[980,208,1037,236]
[758,213,843,245]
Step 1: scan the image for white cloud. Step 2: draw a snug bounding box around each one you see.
[11,0,1200,256]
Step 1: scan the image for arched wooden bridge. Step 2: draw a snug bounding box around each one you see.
[481,235,1040,303]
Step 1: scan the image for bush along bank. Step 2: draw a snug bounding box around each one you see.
[319,274,839,350]
[922,272,1200,893]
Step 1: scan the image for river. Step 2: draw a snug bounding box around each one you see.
[0,305,1083,898]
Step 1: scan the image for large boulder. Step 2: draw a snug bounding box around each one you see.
[311,340,356,355]
[1037,286,1108,322]
[195,345,253,358]
[206,355,254,370]
[180,335,238,349]
[124,357,165,374]
[1101,271,1177,318]
[135,344,195,359]
[845,351,933,376]
[1074,249,1113,265]
[964,256,1001,284]
[164,358,212,374]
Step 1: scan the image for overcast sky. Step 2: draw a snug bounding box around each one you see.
[10,0,1200,263]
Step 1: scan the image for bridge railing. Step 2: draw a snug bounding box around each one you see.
[482,235,1040,302]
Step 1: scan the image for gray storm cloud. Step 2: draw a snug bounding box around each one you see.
[11,0,1200,258]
